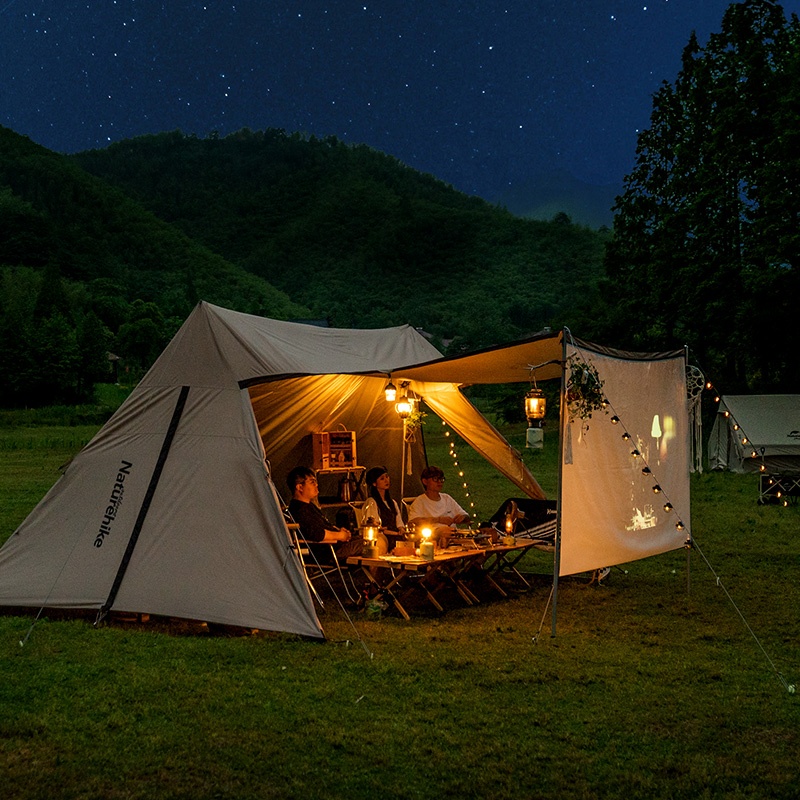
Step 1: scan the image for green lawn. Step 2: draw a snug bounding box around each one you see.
[1,419,798,799]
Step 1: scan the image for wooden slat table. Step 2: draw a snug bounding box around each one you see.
[347,539,545,619]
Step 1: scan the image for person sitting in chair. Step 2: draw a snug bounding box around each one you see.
[287,466,363,561]
[407,465,470,546]
[361,466,403,553]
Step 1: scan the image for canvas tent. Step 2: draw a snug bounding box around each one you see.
[709,395,800,475]
[0,302,692,637]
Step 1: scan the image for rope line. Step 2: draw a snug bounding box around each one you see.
[690,536,794,694]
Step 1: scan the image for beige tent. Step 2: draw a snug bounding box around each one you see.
[709,395,800,474]
[0,302,691,637]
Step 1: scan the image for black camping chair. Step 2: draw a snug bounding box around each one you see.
[282,506,359,606]
[488,498,558,543]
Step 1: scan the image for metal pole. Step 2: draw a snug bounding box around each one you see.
[551,331,568,637]
[400,418,407,500]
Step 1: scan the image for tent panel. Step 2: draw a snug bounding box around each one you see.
[711,396,800,473]
[249,374,424,503]
[559,346,689,576]
[420,382,545,501]
[112,440,320,635]
[0,410,176,609]
[142,303,443,389]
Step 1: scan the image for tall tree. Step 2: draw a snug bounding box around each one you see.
[603,0,800,391]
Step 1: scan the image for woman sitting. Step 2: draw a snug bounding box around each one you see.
[361,466,404,552]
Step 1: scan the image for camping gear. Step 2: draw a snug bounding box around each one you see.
[0,302,692,637]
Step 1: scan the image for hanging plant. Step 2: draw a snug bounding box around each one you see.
[403,409,427,442]
[566,355,606,420]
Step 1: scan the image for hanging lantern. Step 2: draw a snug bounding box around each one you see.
[524,387,546,423]
[395,394,413,419]
[384,380,397,402]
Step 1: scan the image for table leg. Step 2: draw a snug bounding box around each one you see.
[360,565,412,621]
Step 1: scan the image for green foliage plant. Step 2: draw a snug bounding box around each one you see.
[565,354,606,421]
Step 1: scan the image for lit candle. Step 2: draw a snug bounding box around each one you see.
[420,528,434,561]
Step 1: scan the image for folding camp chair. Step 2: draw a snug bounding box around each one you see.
[285,512,359,606]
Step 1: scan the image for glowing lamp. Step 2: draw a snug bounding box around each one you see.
[653,484,662,494]
[676,521,685,531]
[663,502,673,512]
[611,415,620,425]
[395,396,413,419]
[363,522,380,558]
[524,388,546,423]
[384,380,397,402]
[420,527,435,560]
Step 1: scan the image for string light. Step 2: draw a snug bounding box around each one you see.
[440,420,478,519]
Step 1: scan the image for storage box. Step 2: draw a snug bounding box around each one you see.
[312,430,357,470]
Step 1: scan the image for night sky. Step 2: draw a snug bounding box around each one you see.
[2,1,799,205]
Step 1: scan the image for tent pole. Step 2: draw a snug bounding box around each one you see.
[551,331,568,637]
[684,345,692,599]
[400,418,407,500]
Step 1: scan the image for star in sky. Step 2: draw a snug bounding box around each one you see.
[2,0,799,209]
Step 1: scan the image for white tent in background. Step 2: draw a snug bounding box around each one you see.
[709,395,800,475]
[0,302,692,637]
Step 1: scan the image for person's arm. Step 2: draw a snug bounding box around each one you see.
[321,527,351,544]
[291,500,351,543]
[445,494,470,525]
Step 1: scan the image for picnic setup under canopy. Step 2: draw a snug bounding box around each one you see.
[0,302,695,638]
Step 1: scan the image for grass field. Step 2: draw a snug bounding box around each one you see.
[1,416,798,799]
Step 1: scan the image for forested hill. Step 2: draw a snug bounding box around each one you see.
[73,128,608,351]
[0,124,607,407]
[0,126,306,320]
[0,125,308,406]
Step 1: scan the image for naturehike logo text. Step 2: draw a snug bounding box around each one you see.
[94,461,132,548]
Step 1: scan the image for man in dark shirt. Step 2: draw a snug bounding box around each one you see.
[286,466,363,562]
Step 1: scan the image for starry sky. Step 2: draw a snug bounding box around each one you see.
[2,1,799,206]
